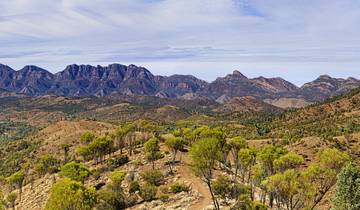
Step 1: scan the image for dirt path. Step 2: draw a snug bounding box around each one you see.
[179,153,212,210]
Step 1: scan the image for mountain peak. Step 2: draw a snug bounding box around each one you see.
[21,65,47,72]
[317,74,332,80]
[232,70,247,79]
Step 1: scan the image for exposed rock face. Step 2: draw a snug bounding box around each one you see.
[251,76,299,93]
[298,75,360,101]
[0,63,359,107]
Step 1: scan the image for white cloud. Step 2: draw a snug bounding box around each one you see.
[0,0,359,84]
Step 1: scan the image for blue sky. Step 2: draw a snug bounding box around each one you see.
[0,0,359,85]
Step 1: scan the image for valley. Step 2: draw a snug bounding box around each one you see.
[0,83,359,210]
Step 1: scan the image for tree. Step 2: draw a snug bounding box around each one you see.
[7,171,25,201]
[6,192,17,210]
[257,145,287,207]
[115,125,132,154]
[96,171,127,210]
[88,136,114,164]
[165,136,184,173]
[35,154,61,175]
[76,146,92,161]
[303,148,350,210]
[228,136,248,181]
[212,175,233,204]
[80,131,96,145]
[45,178,97,210]
[190,138,222,210]
[273,152,304,172]
[333,162,360,210]
[264,169,305,210]
[61,144,71,164]
[238,148,256,183]
[144,137,163,170]
[60,162,91,184]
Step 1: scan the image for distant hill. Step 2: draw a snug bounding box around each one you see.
[0,63,359,108]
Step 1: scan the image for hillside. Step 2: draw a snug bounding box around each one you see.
[0,86,360,210]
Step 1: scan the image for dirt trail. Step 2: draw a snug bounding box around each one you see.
[178,153,212,210]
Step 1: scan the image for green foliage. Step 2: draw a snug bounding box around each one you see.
[35,154,61,175]
[264,169,305,210]
[140,183,157,202]
[255,123,271,136]
[159,194,170,202]
[80,131,96,145]
[144,137,163,169]
[7,171,25,200]
[273,152,304,172]
[79,136,114,164]
[189,137,222,210]
[129,181,140,194]
[45,178,97,210]
[258,145,287,176]
[165,137,184,161]
[107,155,129,171]
[189,138,222,181]
[140,170,164,186]
[169,182,190,194]
[95,170,127,209]
[109,170,126,191]
[0,140,39,177]
[229,136,248,153]
[333,162,360,210]
[303,148,350,209]
[96,187,126,210]
[238,148,257,181]
[0,121,38,142]
[76,145,92,161]
[6,192,17,210]
[212,175,233,201]
[60,162,91,183]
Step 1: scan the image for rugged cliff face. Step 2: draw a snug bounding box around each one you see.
[0,63,359,107]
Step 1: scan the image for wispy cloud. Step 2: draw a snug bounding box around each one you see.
[0,0,359,84]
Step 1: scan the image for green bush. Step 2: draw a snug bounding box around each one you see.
[107,155,129,171]
[140,183,157,202]
[159,194,170,202]
[129,181,140,194]
[169,182,190,194]
[60,162,91,183]
[45,178,97,210]
[140,170,164,186]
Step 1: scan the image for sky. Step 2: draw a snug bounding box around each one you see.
[0,0,360,86]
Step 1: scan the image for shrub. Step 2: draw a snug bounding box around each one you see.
[45,178,97,210]
[140,183,157,202]
[159,194,170,202]
[107,155,129,171]
[60,162,91,183]
[140,170,164,186]
[35,154,61,175]
[129,181,140,194]
[169,182,190,194]
[96,187,126,210]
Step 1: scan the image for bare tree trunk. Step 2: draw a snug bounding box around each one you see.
[206,181,220,210]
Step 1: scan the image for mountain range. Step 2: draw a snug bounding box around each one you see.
[0,63,359,108]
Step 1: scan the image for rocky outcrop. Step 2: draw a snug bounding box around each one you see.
[0,63,359,107]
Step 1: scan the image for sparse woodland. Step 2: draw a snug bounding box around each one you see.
[0,89,360,210]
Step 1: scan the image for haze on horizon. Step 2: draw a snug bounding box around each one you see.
[0,0,359,86]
